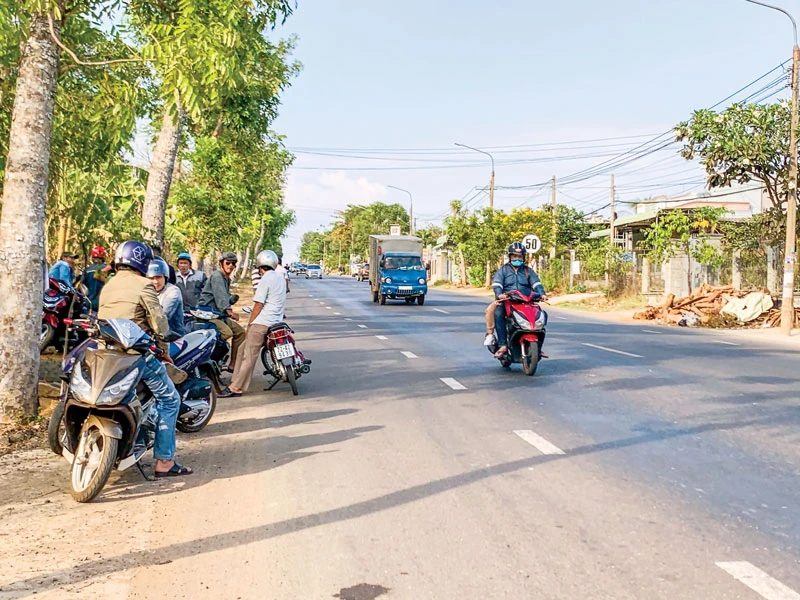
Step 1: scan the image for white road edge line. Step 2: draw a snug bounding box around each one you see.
[513,430,566,456]
[642,329,662,334]
[375,335,388,340]
[716,561,800,600]
[553,316,568,320]
[433,308,450,314]
[440,377,467,390]
[713,340,741,346]
[401,351,418,359]
[357,324,368,329]
[581,342,643,358]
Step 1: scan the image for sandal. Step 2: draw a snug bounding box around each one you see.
[154,463,194,478]
[494,346,508,358]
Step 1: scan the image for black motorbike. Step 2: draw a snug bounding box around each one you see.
[40,278,92,353]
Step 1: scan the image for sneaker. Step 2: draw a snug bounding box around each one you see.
[483,333,495,346]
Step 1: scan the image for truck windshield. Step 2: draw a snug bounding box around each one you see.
[383,256,424,270]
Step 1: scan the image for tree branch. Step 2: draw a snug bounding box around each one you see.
[47,12,142,67]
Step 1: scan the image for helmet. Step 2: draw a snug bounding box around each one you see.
[146,256,170,279]
[507,242,527,256]
[177,252,192,262]
[256,250,279,269]
[91,245,107,259]
[114,240,153,275]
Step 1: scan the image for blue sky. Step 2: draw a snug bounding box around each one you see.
[273,0,791,259]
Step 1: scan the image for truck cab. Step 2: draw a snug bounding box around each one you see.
[369,235,428,305]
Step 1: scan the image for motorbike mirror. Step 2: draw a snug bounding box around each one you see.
[242,306,252,314]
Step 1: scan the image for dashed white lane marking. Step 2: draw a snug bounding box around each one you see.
[375,335,388,340]
[440,377,467,390]
[345,318,353,321]
[319,302,325,305]
[401,351,418,359]
[334,312,342,315]
[513,430,566,455]
[713,340,741,346]
[553,315,568,320]
[716,561,800,600]
[642,329,662,334]
[581,343,643,358]
[433,308,450,314]
[357,324,368,329]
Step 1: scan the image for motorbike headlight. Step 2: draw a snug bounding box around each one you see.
[533,311,546,332]
[70,365,92,404]
[96,369,140,406]
[513,311,532,331]
[418,278,426,285]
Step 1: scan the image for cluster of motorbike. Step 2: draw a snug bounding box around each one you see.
[42,279,309,503]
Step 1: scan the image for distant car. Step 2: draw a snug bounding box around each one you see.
[306,265,322,279]
[357,263,369,282]
[296,263,308,275]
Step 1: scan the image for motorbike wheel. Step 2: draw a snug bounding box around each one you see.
[70,422,117,503]
[260,346,274,374]
[176,382,217,433]
[379,293,386,305]
[47,395,67,455]
[39,322,55,353]
[417,295,425,306]
[522,342,539,376]
[287,366,299,396]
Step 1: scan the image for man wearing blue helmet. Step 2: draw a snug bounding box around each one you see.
[148,257,186,338]
[175,252,207,308]
[98,241,192,478]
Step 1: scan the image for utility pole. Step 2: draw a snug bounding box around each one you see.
[746,1,798,333]
[550,175,557,259]
[454,142,495,209]
[605,174,616,290]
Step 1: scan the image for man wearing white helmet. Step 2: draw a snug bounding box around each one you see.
[226,249,287,396]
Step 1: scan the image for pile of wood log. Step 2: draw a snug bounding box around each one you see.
[633,284,754,325]
[753,306,800,328]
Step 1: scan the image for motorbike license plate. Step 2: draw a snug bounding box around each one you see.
[274,343,296,360]
[399,286,412,291]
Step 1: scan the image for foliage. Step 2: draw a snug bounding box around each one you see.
[299,231,324,263]
[643,207,729,267]
[676,102,794,212]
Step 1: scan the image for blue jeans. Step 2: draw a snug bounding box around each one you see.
[141,354,181,461]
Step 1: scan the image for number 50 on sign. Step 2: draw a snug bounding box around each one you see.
[522,234,541,254]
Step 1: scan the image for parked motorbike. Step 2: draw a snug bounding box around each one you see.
[259,321,310,396]
[47,319,164,502]
[486,290,546,376]
[40,278,92,353]
[184,307,232,373]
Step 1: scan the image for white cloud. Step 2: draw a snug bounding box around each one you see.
[281,170,387,260]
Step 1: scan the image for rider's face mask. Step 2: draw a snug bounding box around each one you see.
[510,255,524,267]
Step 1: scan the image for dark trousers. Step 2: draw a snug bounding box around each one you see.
[494,305,547,354]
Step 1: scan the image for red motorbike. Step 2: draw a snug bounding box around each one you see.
[40,278,92,353]
[259,322,311,396]
[487,290,546,376]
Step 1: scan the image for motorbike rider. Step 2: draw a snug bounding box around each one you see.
[175,252,207,308]
[487,242,548,358]
[198,251,246,371]
[151,245,177,285]
[48,251,78,286]
[148,257,187,338]
[97,241,192,478]
[226,250,287,397]
[80,245,107,312]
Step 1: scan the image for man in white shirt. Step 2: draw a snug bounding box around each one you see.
[227,250,286,396]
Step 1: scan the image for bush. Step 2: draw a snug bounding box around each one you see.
[467,264,485,287]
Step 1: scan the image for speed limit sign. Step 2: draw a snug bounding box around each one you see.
[522,234,541,254]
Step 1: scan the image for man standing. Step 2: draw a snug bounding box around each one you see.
[98,241,192,478]
[175,252,207,308]
[198,252,246,371]
[227,250,286,397]
[48,251,78,286]
[80,245,107,312]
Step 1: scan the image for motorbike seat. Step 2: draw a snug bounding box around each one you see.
[169,339,187,359]
[267,322,291,334]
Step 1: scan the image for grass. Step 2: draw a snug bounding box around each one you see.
[556,294,648,312]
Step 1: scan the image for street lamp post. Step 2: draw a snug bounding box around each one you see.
[747,0,798,333]
[454,142,495,209]
[387,185,414,235]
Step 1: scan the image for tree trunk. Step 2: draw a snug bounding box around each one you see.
[458,248,467,286]
[0,13,61,422]
[253,219,266,255]
[56,216,67,256]
[239,241,253,280]
[142,103,185,247]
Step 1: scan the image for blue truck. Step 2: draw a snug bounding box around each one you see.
[368,235,427,305]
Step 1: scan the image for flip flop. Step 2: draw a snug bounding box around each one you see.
[154,463,193,478]
[494,346,508,358]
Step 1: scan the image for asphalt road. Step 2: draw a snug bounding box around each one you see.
[2,275,799,600]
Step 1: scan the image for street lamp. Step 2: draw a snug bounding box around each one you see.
[746,0,798,334]
[387,185,414,235]
[454,142,495,209]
